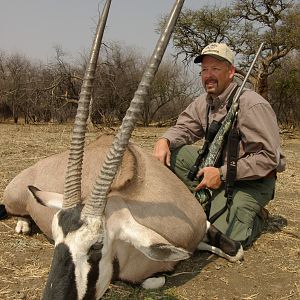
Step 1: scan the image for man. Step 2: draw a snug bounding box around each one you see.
[153,43,286,248]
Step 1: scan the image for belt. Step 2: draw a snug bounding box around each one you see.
[265,170,277,179]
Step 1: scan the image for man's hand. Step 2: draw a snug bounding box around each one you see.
[153,138,171,166]
[195,167,222,191]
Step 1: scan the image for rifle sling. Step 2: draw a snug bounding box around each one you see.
[208,85,240,223]
[208,122,240,223]
[225,121,240,221]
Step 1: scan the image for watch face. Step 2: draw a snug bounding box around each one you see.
[219,168,225,181]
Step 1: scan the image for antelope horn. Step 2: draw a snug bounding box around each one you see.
[82,0,185,218]
[63,0,112,209]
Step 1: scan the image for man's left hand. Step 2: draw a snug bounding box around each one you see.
[195,167,222,191]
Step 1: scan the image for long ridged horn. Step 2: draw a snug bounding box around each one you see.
[82,0,185,218]
[63,0,112,209]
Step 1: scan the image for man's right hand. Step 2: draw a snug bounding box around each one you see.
[153,138,171,167]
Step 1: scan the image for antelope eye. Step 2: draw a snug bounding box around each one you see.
[92,242,103,251]
[88,242,103,262]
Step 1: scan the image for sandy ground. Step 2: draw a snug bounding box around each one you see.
[0,123,299,300]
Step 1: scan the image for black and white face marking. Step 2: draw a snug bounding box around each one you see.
[43,205,113,300]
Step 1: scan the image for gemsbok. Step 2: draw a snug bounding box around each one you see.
[2,0,243,299]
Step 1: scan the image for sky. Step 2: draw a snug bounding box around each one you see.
[0,0,230,64]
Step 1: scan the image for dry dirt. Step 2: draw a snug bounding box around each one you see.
[0,123,299,300]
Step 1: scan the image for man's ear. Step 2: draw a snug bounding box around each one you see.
[229,65,235,80]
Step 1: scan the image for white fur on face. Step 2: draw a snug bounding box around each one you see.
[51,212,64,245]
[95,231,113,299]
[51,214,112,300]
[67,216,103,299]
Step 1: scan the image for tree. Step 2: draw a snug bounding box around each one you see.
[43,46,83,122]
[141,60,199,126]
[0,44,199,126]
[91,43,199,127]
[0,47,84,124]
[164,0,300,99]
[2,53,32,123]
[91,43,142,126]
[268,51,300,126]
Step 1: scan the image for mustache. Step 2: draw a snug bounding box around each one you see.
[205,79,218,85]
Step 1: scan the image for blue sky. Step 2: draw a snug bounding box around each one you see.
[0,0,229,63]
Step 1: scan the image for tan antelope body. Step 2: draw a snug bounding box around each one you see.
[3,134,206,283]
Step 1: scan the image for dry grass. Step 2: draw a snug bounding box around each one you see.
[0,123,299,300]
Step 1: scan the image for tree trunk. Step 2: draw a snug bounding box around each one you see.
[255,63,269,100]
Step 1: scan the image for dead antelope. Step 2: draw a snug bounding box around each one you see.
[2,1,243,299]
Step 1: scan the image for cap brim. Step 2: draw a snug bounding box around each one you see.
[194,53,231,64]
[193,55,202,64]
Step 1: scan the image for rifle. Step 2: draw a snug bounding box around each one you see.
[187,120,222,181]
[193,42,264,203]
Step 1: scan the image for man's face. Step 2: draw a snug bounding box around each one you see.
[201,56,235,98]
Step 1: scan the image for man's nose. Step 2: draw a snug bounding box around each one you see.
[201,69,214,78]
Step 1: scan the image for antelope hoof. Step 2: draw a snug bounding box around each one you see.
[141,276,166,289]
[0,204,8,220]
[15,218,31,235]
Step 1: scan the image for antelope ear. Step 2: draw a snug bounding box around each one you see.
[139,242,191,262]
[116,215,190,262]
[28,185,63,209]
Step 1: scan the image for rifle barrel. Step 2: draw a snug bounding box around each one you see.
[232,42,264,108]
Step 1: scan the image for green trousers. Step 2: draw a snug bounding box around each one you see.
[170,145,276,248]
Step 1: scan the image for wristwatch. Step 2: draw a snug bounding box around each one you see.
[218,167,225,182]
